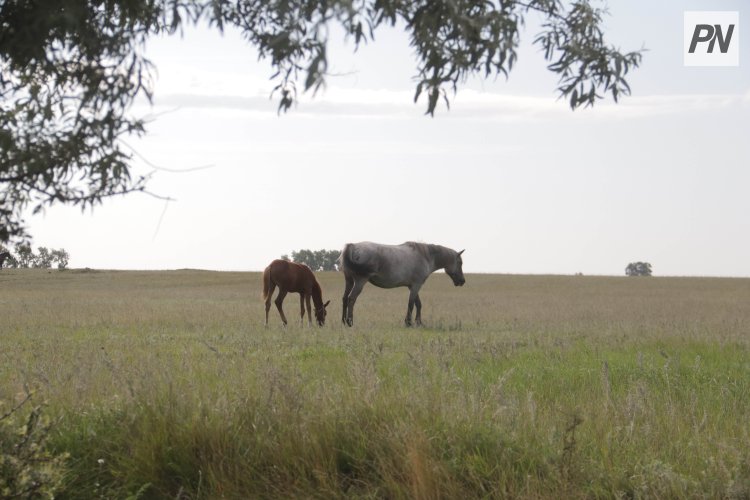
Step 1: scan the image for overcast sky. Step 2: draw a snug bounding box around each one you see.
[27,0,750,276]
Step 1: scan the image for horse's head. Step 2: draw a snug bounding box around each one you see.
[315,300,331,326]
[446,249,465,286]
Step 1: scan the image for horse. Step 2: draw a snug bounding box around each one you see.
[340,241,465,327]
[262,259,330,327]
[0,251,10,269]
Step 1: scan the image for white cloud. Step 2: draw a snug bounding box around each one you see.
[144,59,747,120]
[144,84,746,123]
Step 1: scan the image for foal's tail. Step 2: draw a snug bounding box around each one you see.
[262,265,271,301]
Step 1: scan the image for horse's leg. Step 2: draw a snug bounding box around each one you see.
[299,293,306,326]
[342,274,354,324]
[264,282,277,327]
[345,278,367,327]
[405,284,423,327]
[275,289,289,326]
[414,294,423,326]
[305,294,313,326]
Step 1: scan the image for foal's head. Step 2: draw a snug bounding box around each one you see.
[446,249,465,286]
[315,300,331,326]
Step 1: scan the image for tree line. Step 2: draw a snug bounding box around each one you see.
[0,245,69,270]
[282,249,340,272]
[283,252,654,276]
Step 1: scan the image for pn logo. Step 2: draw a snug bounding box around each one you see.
[684,11,739,66]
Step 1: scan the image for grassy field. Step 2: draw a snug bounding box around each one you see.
[1,268,749,499]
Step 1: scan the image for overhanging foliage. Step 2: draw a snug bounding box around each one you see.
[0,0,643,243]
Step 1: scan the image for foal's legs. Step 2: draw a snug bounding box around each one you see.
[405,284,423,327]
[299,294,306,325]
[305,294,313,326]
[342,274,354,324]
[264,282,277,327]
[274,289,289,326]
[345,278,367,327]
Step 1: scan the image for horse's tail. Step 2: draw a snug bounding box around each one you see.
[341,243,373,275]
[262,265,272,300]
[335,251,343,272]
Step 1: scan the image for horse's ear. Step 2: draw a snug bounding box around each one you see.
[458,249,465,256]
[323,300,330,308]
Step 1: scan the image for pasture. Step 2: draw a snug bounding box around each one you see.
[1,269,749,498]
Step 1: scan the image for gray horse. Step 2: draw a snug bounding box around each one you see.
[340,241,465,327]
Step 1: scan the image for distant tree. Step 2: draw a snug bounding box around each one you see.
[0,244,17,267]
[625,262,652,277]
[14,244,34,268]
[316,249,341,272]
[51,249,70,270]
[33,247,54,269]
[0,250,11,268]
[291,249,316,269]
[286,249,341,271]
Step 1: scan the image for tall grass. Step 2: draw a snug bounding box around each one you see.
[1,269,749,498]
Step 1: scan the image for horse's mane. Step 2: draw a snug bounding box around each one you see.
[404,241,432,259]
[406,241,452,262]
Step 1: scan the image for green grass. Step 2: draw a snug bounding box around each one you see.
[1,269,749,498]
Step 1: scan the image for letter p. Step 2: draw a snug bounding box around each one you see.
[689,24,715,53]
